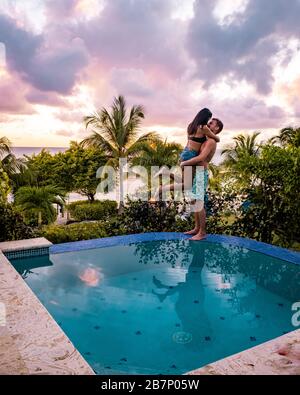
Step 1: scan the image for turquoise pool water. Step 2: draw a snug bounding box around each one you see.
[11,239,300,375]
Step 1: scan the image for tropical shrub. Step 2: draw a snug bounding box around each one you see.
[229,145,300,247]
[15,185,65,227]
[205,191,238,235]
[67,200,118,221]
[39,221,109,244]
[0,203,34,242]
[40,200,194,243]
[23,149,57,187]
[53,143,107,201]
[120,199,194,234]
[0,165,10,202]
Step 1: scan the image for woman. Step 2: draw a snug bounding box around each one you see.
[151,108,219,200]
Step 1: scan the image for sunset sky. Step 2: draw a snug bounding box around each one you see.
[0,0,299,148]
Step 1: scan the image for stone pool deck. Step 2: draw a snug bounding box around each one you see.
[187,329,300,375]
[0,237,52,252]
[0,236,299,375]
[0,242,94,375]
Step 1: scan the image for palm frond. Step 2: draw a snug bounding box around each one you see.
[81,131,117,156]
[0,136,11,157]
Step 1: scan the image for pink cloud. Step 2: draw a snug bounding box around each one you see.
[45,0,80,19]
[79,267,102,287]
[0,76,34,114]
[56,110,85,123]
[55,129,76,137]
[25,88,68,107]
[0,0,297,146]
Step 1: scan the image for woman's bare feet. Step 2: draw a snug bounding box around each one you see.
[184,228,200,235]
[190,232,207,241]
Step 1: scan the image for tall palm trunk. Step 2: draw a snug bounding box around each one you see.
[38,211,42,227]
[118,159,125,213]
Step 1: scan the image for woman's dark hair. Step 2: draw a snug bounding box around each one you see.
[187,108,212,135]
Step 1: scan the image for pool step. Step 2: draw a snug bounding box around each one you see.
[0,238,52,260]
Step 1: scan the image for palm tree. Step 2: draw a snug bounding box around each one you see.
[82,95,157,211]
[0,136,11,156]
[221,132,261,167]
[10,165,36,193]
[207,163,224,192]
[0,136,27,179]
[221,132,261,190]
[270,127,300,147]
[131,138,182,197]
[15,186,65,227]
[132,138,182,169]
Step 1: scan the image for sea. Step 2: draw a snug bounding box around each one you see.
[11,147,67,158]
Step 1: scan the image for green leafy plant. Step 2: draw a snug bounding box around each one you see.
[15,185,65,227]
[39,221,109,244]
[0,203,34,242]
[120,199,194,234]
[67,200,118,221]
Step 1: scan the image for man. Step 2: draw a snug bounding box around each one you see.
[181,118,223,240]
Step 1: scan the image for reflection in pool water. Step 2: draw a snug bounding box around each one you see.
[11,239,300,374]
[79,268,103,287]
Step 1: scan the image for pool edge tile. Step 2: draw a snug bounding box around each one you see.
[50,232,300,265]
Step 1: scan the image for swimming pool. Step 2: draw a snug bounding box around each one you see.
[10,234,300,375]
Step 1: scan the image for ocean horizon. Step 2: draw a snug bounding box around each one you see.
[12,147,67,158]
[11,146,224,164]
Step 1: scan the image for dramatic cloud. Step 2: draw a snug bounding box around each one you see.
[109,68,154,98]
[78,0,188,77]
[45,0,80,19]
[0,0,299,146]
[0,83,30,113]
[187,0,300,94]
[25,88,67,107]
[0,74,34,114]
[0,14,89,94]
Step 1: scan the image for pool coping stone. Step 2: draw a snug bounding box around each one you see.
[51,232,300,266]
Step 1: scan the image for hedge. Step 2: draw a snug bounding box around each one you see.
[67,200,118,221]
[39,222,108,244]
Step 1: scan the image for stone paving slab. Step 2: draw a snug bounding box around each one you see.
[0,238,52,252]
[187,329,300,375]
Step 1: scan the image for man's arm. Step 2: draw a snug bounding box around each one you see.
[201,125,220,143]
[181,139,216,166]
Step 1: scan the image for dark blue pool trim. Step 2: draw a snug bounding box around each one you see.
[50,233,300,266]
